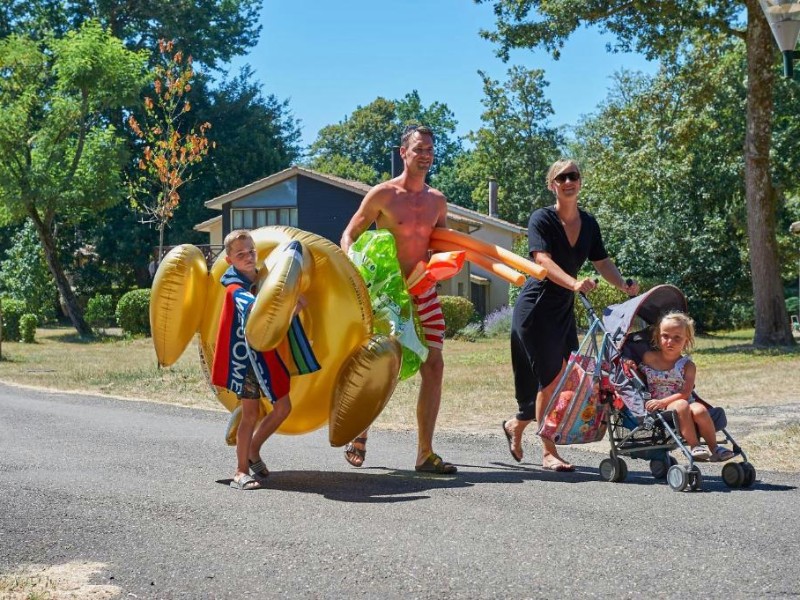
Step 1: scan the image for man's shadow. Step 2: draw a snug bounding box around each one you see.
[217,460,612,503]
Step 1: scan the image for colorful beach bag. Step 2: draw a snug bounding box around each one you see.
[537,353,609,445]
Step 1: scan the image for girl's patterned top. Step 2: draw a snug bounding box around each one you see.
[640,355,693,402]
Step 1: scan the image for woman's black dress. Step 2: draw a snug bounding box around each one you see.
[511,206,608,421]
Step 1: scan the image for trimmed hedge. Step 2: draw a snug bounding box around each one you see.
[116,289,151,336]
[86,294,117,330]
[440,295,476,338]
[0,298,26,341]
[20,313,38,343]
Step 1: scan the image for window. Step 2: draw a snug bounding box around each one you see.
[232,208,298,229]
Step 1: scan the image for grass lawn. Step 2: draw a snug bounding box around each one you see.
[1,326,798,471]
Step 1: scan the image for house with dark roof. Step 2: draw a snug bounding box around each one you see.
[195,166,525,316]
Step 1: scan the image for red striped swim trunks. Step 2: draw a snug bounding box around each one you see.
[412,286,445,350]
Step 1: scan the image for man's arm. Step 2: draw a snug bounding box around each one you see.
[340,186,386,253]
[435,191,448,229]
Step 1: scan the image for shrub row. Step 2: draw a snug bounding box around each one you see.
[1,289,152,340]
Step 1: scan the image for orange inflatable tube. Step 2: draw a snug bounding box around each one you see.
[429,240,524,286]
[430,228,547,280]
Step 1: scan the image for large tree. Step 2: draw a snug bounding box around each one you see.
[433,67,562,224]
[470,66,562,224]
[571,40,755,329]
[0,21,147,335]
[478,0,794,345]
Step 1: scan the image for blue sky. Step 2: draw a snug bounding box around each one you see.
[228,1,658,149]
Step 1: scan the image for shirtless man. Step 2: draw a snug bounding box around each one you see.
[340,125,456,474]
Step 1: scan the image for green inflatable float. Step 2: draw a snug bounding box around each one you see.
[348,229,427,380]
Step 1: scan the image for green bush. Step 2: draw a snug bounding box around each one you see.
[786,296,799,316]
[86,294,117,330]
[440,295,476,338]
[0,222,58,323]
[20,313,37,343]
[574,281,630,330]
[116,288,151,336]
[0,298,26,341]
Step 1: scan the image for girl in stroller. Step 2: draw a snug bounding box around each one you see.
[640,311,735,463]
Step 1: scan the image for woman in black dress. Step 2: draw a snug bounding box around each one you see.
[502,159,638,471]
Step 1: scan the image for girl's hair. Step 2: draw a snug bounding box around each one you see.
[223,229,253,254]
[652,310,696,351]
[545,158,581,189]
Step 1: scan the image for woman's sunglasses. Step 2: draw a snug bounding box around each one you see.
[554,171,581,184]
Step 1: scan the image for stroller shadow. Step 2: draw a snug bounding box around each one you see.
[586,464,797,494]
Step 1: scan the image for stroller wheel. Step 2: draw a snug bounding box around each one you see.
[667,464,689,492]
[599,457,627,483]
[689,465,703,491]
[722,462,745,488]
[650,455,677,480]
[617,458,628,482]
[741,462,756,488]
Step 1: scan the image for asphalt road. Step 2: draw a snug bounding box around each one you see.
[1,383,798,599]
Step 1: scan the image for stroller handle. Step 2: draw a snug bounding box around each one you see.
[579,278,634,334]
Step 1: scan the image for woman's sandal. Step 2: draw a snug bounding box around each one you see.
[344,437,368,467]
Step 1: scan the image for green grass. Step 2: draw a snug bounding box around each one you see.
[1,326,799,470]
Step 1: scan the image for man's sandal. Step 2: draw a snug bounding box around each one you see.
[344,437,367,467]
[415,453,458,474]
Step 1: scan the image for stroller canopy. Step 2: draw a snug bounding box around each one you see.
[602,284,688,338]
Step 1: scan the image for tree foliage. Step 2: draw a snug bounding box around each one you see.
[477,0,795,345]
[0,20,148,335]
[154,66,304,248]
[1,0,261,69]
[307,92,461,184]
[469,66,562,225]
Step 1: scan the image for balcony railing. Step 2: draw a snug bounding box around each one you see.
[152,244,224,270]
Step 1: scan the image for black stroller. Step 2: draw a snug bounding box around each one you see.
[539,285,755,492]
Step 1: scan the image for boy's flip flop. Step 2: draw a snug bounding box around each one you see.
[249,459,270,481]
[415,453,458,474]
[230,474,262,490]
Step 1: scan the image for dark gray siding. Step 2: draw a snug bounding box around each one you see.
[296,176,364,243]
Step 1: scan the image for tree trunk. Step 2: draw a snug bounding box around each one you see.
[28,213,92,337]
[744,0,794,346]
[158,222,165,265]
